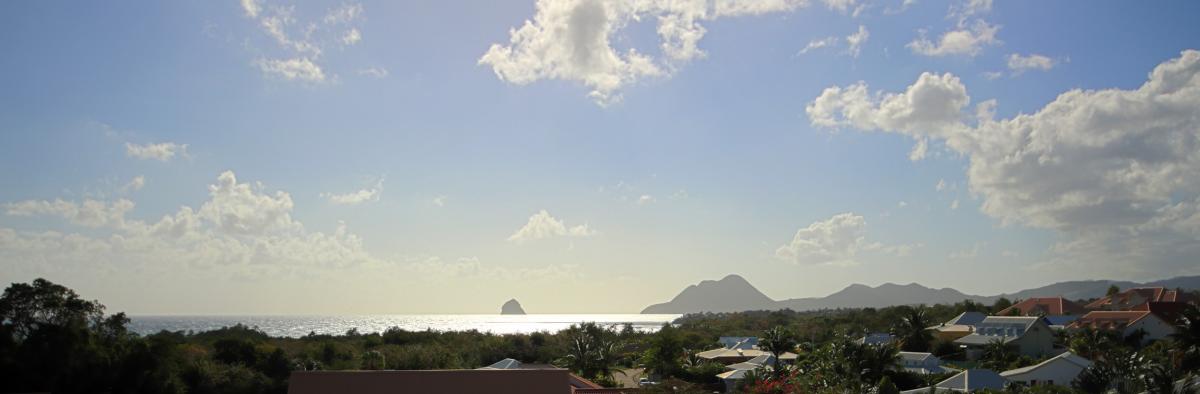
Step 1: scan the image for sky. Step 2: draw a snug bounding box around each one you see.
[1,0,1199,314]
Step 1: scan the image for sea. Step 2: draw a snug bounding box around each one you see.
[127,314,682,338]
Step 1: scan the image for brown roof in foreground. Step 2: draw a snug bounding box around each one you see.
[999,297,1088,316]
[289,369,613,394]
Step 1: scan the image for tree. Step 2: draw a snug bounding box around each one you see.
[558,322,622,383]
[760,326,797,376]
[640,323,684,379]
[877,376,900,394]
[1107,285,1121,296]
[981,339,1017,370]
[894,306,934,352]
[991,297,1013,313]
[1171,304,1200,371]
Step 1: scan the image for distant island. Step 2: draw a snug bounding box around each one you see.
[641,274,1200,314]
[501,298,526,315]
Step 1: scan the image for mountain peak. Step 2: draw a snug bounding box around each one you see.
[501,299,525,315]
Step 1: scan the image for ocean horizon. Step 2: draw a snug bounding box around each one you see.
[127,314,682,338]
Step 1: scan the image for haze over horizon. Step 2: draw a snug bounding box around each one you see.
[2,0,1200,315]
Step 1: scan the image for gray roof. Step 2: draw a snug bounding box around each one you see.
[954,333,1019,346]
[718,336,758,350]
[904,365,960,375]
[946,311,987,326]
[478,358,521,370]
[902,369,1008,393]
[858,333,895,345]
[1001,352,1092,377]
[899,351,935,363]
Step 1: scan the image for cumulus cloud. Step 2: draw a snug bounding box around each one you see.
[507,210,595,243]
[125,142,189,161]
[775,213,907,266]
[479,0,808,105]
[807,49,1200,277]
[5,198,135,228]
[1007,53,1060,75]
[322,178,384,205]
[242,1,366,83]
[637,195,656,205]
[907,19,1000,57]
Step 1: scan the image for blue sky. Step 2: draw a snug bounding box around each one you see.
[2,0,1199,314]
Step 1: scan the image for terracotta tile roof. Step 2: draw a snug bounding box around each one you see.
[999,297,1087,316]
[1067,311,1153,330]
[1084,287,1181,310]
[1133,301,1190,324]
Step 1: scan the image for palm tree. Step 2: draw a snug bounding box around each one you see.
[760,326,798,377]
[558,322,622,381]
[860,343,901,385]
[1170,305,1200,370]
[1070,328,1114,360]
[894,306,934,352]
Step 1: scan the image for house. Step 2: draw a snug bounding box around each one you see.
[898,352,957,375]
[718,354,776,393]
[288,369,631,394]
[900,369,1008,393]
[858,333,895,346]
[998,297,1087,316]
[718,336,758,349]
[953,316,1055,358]
[1084,287,1191,311]
[927,311,986,342]
[1067,311,1178,343]
[1000,352,1092,387]
[697,337,798,364]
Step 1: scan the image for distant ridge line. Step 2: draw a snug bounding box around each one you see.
[639,274,1200,314]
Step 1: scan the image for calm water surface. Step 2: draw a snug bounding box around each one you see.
[128,314,681,337]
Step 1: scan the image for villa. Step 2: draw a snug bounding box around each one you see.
[953,316,1056,358]
[898,352,957,375]
[927,311,986,342]
[998,297,1087,316]
[1000,352,1092,388]
[857,332,895,346]
[1084,287,1191,311]
[900,369,1008,393]
[1067,310,1178,343]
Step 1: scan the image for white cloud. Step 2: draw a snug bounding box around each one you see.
[241,1,366,84]
[357,67,388,78]
[845,25,869,58]
[637,195,656,205]
[898,201,908,208]
[821,0,864,16]
[479,0,809,105]
[432,196,447,207]
[342,28,362,45]
[807,49,1200,277]
[948,242,982,260]
[241,0,261,18]
[125,142,188,161]
[798,36,839,55]
[1006,53,1059,75]
[935,179,947,191]
[507,210,595,243]
[907,19,1000,57]
[947,0,991,22]
[322,178,384,205]
[775,213,906,266]
[121,176,145,193]
[257,57,326,82]
[982,70,1004,80]
[950,199,959,210]
[5,198,134,228]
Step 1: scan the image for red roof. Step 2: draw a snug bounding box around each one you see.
[1068,311,1155,330]
[999,297,1087,316]
[1084,287,1188,310]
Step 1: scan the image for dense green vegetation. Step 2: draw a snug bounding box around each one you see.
[3,278,1199,393]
